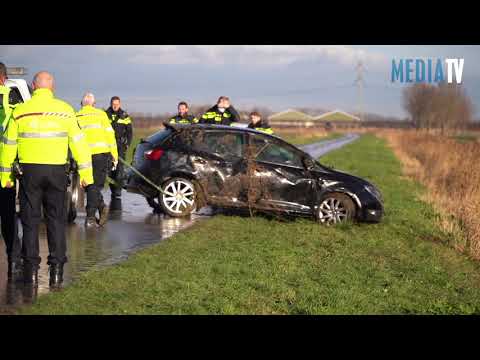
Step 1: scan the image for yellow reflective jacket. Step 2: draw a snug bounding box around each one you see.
[76,105,118,160]
[247,121,274,135]
[0,85,17,182]
[0,88,94,187]
[0,85,13,132]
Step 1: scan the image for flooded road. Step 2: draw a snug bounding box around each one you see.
[0,133,358,312]
[0,190,212,311]
[300,133,359,159]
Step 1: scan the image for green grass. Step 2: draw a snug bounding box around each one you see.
[20,134,480,314]
[451,132,479,143]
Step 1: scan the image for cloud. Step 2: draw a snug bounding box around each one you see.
[94,45,387,68]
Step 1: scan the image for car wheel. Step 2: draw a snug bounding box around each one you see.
[317,192,356,225]
[160,178,196,217]
[66,172,80,223]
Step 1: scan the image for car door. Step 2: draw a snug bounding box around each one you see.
[248,133,316,214]
[190,129,249,206]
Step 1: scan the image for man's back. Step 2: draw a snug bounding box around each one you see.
[12,88,76,165]
[76,105,117,159]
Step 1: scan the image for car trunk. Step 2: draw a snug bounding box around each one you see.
[126,129,173,197]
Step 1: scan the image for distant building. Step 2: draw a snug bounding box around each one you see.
[312,110,361,122]
[268,109,314,122]
[268,108,361,128]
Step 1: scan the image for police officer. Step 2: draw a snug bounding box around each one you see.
[0,62,21,282]
[169,101,199,124]
[76,93,118,228]
[199,96,240,126]
[105,96,132,211]
[1,71,94,286]
[247,111,274,135]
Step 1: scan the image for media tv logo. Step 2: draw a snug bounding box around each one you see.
[391,58,464,84]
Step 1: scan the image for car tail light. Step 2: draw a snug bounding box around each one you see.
[144,148,164,161]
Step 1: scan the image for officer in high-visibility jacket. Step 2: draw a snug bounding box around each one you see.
[199,96,240,126]
[0,72,94,286]
[0,62,22,282]
[247,111,274,135]
[105,96,132,211]
[76,93,118,228]
[169,101,199,124]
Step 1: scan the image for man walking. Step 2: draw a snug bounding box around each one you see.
[105,96,132,211]
[76,93,118,228]
[0,71,93,286]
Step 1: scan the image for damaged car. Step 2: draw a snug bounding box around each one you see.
[125,124,383,224]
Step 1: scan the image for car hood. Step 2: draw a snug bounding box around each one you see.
[312,167,373,188]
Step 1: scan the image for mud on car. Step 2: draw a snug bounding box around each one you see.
[126,124,384,225]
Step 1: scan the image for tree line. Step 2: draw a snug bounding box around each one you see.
[402,82,474,134]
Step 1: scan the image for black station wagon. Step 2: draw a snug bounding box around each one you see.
[126,124,383,225]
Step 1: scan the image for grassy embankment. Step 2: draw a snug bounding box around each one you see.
[21,134,480,314]
[380,129,480,259]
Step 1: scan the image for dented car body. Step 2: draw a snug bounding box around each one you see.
[126,124,383,224]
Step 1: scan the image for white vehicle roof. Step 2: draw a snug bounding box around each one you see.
[4,79,31,102]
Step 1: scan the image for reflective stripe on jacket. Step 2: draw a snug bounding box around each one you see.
[0,88,94,187]
[199,105,239,126]
[247,121,274,135]
[169,114,199,124]
[76,105,118,160]
[0,85,13,180]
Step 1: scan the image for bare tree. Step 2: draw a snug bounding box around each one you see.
[402,82,474,134]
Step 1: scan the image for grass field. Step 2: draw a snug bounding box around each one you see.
[19,134,480,314]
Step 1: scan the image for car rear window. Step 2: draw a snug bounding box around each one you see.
[192,130,245,161]
[145,129,172,146]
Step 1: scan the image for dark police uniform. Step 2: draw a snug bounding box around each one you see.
[247,120,274,135]
[199,105,240,126]
[105,107,133,209]
[169,114,199,124]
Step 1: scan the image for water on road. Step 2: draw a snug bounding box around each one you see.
[0,133,358,312]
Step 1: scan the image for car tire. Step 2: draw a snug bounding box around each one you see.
[159,177,196,217]
[317,192,356,225]
[66,172,80,223]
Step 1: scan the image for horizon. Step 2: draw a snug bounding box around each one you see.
[2,45,480,118]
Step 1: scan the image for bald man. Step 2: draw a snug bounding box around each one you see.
[76,93,118,228]
[0,71,94,286]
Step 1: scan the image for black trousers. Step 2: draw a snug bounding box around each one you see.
[86,153,110,217]
[19,164,68,268]
[0,185,20,263]
[109,144,126,199]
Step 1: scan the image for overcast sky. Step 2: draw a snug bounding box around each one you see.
[2,45,479,118]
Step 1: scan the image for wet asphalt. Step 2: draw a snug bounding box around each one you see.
[0,133,358,312]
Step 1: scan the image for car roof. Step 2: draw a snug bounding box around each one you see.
[165,123,283,140]
[165,122,313,157]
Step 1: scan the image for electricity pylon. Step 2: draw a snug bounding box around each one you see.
[354,61,365,121]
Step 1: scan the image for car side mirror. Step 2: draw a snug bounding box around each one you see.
[302,156,315,170]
